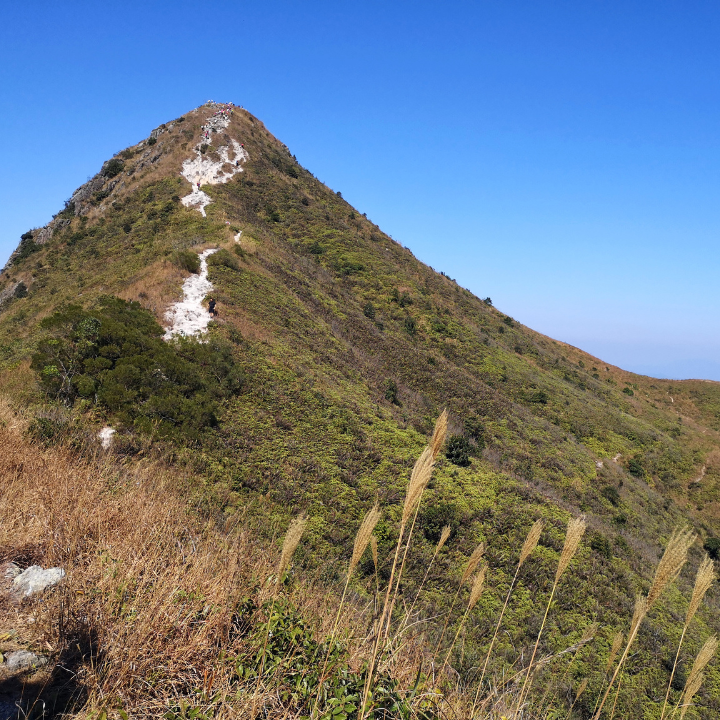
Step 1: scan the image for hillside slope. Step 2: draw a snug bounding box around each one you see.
[2,101,720,717]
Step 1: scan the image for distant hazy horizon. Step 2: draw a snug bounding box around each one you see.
[2,1,719,381]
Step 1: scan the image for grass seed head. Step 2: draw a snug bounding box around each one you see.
[555,516,586,583]
[402,445,434,524]
[575,678,588,701]
[469,565,487,610]
[680,671,705,719]
[629,595,648,640]
[519,519,544,567]
[430,409,448,459]
[686,554,715,626]
[349,504,382,578]
[647,527,696,609]
[685,635,718,696]
[278,512,308,578]
[606,631,624,673]
[437,525,452,554]
[461,542,486,586]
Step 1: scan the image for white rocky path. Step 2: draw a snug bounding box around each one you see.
[181,103,248,217]
[164,249,219,339]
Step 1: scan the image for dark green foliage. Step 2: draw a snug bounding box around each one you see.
[27,415,69,446]
[103,158,125,178]
[363,302,375,320]
[623,386,634,396]
[503,316,514,327]
[57,200,76,219]
[30,297,245,442]
[527,389,548,405]
[420,502,460,543]
[336,258,364,276]
[14,282,28,299]
[309,241,324,255]
[147,136,157,146]
[589,532,612,559]
[446,435,472,467]
[627,456,645,478]
[704,537,720,560]
[171,250,200,274]
[483,297,492,306]
[384,380,399,405]
[13,233,39,265]
[208,249,240,271]
[403,316,416,336]
[93,189,111,204]
[601,485,621,506]
[233,600,425,720]
[464,417,486,452]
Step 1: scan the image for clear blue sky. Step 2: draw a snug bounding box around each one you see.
[2,1,719,380]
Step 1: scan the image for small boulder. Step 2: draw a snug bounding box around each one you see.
[4,650,48,673]
[12,566,65,597]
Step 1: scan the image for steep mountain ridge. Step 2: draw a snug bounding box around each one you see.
[2,101,720,716]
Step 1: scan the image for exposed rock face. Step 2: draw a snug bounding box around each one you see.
[11,566,65,598]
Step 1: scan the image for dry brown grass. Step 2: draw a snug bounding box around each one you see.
[0,399,347,718]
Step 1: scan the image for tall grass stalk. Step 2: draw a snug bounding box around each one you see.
[401,525,451,633]
[434,541,485,659]
[660,554,714,720]
[471,519,543,714]
[673,635,717,719]
[359,411,446,720]
[312,504,381,717]
[439,566,486,678]
[382,412,448,643]
[513,516,585,718]
[592,527,695,720]
[252,512,308,718]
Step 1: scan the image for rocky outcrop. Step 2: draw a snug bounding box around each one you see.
[10,565,65,598]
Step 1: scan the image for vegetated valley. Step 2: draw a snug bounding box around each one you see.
[1,102,720,719]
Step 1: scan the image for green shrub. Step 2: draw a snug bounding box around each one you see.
[703,537,720,560]
[309,241,323,255]
[363,302,375,320]
[384,380,399,405]
[420,502,460,542]
[483,297,492,306]
[601,485,621,506]
[147,136,157,146]
[590,532,612,559]
[627,456,645,478]
[30,297,245,442]
[527,389,548,404]
[13,282,28,299]
[208,249,240,271]
[102,158,125,178]
[27,415,69,446]
[623,386,634,396]
[403,316,416,336]
[171,250,200,274]
[503,316,514,327]
[446,435,472,467]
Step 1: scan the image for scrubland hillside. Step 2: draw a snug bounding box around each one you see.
[2,102,720,718]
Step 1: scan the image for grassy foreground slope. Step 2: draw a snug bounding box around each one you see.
[2,102,720,717]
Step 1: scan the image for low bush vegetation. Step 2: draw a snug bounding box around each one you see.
[30,297,245,441]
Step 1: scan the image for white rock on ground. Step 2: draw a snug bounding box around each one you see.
[12,566,65,598]
[4,650,48,673]
[180,105,248,216]
[98,426,115,448]
[164,249,219,339]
